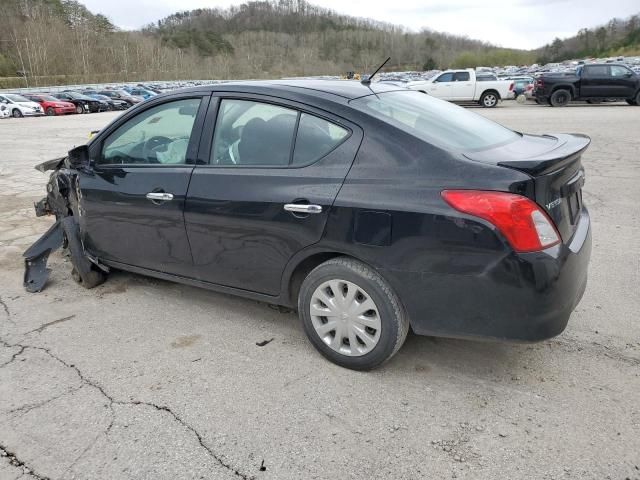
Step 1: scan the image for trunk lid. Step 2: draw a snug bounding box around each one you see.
[465,133,590,242]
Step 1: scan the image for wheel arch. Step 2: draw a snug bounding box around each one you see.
[550,84,576,98]
[282,248,373,307]
[480,89,501,100]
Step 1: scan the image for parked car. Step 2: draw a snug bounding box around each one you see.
[21,93,76,116]
[54,92,102,113]
[406,69,514,107]
[123,86,157,99]
[505,76,535,99]
[0,103,9,119]
[24,80,591,370]
[534,64,640,106]
[95,89,143,106]
[0,93,44,117]
[83,92,129,110]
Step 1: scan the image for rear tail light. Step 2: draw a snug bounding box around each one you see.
[441,190,560,252]
[509,82,514,91]
[535,78,544,88]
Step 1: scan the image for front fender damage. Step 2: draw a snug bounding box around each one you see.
[23,159,107,292]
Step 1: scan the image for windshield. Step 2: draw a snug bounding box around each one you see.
[6,94,30,102]
[350,91,519,151]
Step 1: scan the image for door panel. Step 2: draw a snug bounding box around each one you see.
[608,65,637,97]
[581,65,612,97]
[184,98,362,295]
[79,94,208,275]
[78,167,195,275]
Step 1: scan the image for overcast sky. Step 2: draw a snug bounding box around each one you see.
[82,0,639,50]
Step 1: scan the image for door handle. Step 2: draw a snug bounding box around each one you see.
[284,204,322,214]
[146,192,174,202]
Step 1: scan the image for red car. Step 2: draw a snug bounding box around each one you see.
[23,93,76,116]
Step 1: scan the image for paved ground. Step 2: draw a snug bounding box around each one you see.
[0,102,639,480]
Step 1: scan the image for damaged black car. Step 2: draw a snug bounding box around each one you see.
[24,81,592,370]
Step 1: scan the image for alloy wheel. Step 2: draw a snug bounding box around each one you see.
[309,279,382,357]
[483,94,497,107]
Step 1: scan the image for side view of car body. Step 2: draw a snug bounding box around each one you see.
[95,89,143,106]
[406,69,514,107]
[83,93,130,110]
[534,63,640,106]
[54,92,99,114]
[22,93,76,116]
[24,81,592,370]
[0,93,44,117]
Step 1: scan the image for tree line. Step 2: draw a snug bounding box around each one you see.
[539,14,640,63]
[2,0,635,89]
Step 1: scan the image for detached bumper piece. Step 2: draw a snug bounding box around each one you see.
[23,220,64,292]
[23,217,107,293]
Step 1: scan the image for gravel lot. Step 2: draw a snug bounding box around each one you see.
[0,101,639,480]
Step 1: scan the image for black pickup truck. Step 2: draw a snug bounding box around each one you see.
[534,64,640,106]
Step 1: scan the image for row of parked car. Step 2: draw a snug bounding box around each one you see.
[0,85,161,119]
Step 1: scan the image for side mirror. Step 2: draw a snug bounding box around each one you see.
[67,145,91,169]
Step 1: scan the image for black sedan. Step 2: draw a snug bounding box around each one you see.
[54,91,103,113]
[83,92,130,111]
[24,80,591,370]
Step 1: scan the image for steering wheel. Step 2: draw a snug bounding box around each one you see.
[141,136,172,163]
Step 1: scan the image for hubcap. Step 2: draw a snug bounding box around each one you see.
[309,279,381,357]
[484,95,497,106]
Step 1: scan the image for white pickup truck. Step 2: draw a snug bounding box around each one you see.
[406,69,514,107]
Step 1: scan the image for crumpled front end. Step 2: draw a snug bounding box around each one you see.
[23,158,106,292]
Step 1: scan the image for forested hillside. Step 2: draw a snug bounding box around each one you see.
[0,0,533,87]
[1,0,638,89]
[538,14,640,62]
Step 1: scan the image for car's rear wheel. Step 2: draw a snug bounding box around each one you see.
[550,89,571,107]
[75,105,84,114]
[46,107,55,116]
[12,109,23,118]
[479,91,498,108]
[627,92,640,105]
[298,257,409,370]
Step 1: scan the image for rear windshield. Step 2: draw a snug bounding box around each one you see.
[350,91,519,151]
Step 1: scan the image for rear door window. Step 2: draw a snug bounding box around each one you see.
[454,72,470,81]
[584,66,608,77]
[211,99,349,167]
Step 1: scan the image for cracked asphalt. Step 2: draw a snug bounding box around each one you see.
[0,102,639,480]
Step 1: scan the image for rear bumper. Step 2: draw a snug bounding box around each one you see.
[382,208,591,342]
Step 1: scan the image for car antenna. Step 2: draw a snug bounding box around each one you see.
[361,57,391,85]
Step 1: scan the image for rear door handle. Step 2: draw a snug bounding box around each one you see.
[284,204,322,214]
[146,192,174,202]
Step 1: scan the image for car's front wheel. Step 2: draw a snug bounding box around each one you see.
[12,109,23,118]
[298,257,409,370]
[75,105,84,114]
[627,91,640,106]
[46,107,55,116]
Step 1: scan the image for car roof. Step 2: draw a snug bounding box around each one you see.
[180,79,404,101]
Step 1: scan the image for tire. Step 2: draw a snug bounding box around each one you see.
[628,92,640,105]
[12,109,23,118]
[75,105,84,114]
[46,107,55,116]
[479,91,498,108]
[549,89,571,107]
[298,257,409,370]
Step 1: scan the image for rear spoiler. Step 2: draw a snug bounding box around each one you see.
[497,134,590,176]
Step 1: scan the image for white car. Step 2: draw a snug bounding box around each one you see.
[406,69,514,107]
[0,93,45,118]
[0,103,9,119]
